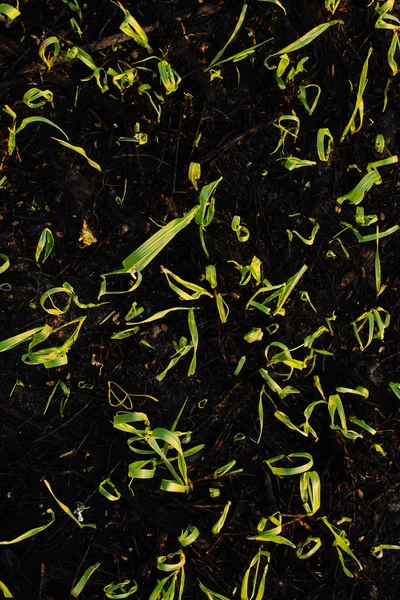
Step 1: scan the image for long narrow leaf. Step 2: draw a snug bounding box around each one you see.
[71,563,101,598]
[0,509,55,545]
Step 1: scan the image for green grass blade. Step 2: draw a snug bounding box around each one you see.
[231,216,250,241]
[298,84,321,115]
[198,580,231,600]
[71,563,101,598]
[23,88,54,109]
[285,156,317,170]
[187,308,198,376]
[38,36,60,70]
[389,381,400,399]
[260,0,286,13]
[337,170,382,205]
[353,224,400,243]
[0,326,43,353]
[244,328,263,343]
[104,580,139,598]
[0,3,20,22]
[126,306,195,327]
[52,138,101,171]
[0,509,55,545]
[268,20,342,60]
[300,471,321,515]
[99,479,121,501]
[207,4,248,71]
[211,501,232,534]
[341,48,373,139]
[0,580,13,598]
[158,60,181,94]
[266,452,313,477]
[17,116,68,140]
[371,543,400,559]
[375,134,385,152]
[116,0,152,52]
[22,316,86,369]
[216,292,229,323]
[35,227,54,263]
[161,266,213,300]
[248,512,296,547]
[275,264,308,315]
[317,127,334,161]
[387,32,399,75]
[122,206,198,273]
[188,162,201,190]
[320,516,362,576]
[296,536,322,559]
[178,525,200,547]
[234,355,246,376]
[213,459,242,478]
[43,479,96,528]
[0,254,10,274]
[240,549,270,600]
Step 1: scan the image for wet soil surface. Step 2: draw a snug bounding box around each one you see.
[1,1,400,598]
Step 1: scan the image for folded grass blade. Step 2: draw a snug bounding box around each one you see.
[300,471,321,515]
[265,452,313,477]
[35,227,54,263]
[248,512,295,547]
[188,162,201,190]
[196,178,222,256]
[271,113,300,155]
[259,368,300,399]
[103,580,138,598]
[23,88,54,109]
[328,394,362,439]
[161,266,213,301]
[38,36,60,70]
[158,60,181,94]
[296,536,322,559]
[0,254,10,274]
[178,525,200,547]
[371,543,400,559]
[231,215,250,242]
[22,316,86,368]
[44,479,96,528]
[317,127,334,161]
[284,156,317,170]
[115,0,152,52]
[99,479,121,501]
[214,459,243,478]
[298,84,321,115]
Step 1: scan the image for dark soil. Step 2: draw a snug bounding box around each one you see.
[1,1,400,598]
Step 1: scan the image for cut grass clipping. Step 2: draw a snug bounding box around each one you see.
[98,206,198,298]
